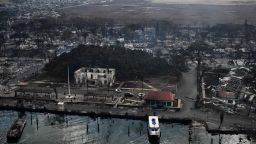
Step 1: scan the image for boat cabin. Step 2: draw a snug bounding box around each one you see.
[148,116,161,143]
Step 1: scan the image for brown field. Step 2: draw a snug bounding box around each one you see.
[0,0,10,4]
[59,0,256,25]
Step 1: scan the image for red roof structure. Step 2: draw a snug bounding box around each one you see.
[144,91,175,101]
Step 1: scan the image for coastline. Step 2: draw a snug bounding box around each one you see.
[1,98,256,135]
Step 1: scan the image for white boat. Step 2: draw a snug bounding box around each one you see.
[148,116,161,144]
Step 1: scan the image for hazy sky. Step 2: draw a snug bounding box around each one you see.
[150,0,256,5]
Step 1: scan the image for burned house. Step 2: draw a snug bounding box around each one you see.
[74,67,115,87]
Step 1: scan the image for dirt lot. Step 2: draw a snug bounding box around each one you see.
[146,75,178,91]
[121,81,151,89]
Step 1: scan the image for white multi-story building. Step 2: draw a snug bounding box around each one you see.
[74,67,115,87]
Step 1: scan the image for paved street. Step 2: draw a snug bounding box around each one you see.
[176,66,197,114]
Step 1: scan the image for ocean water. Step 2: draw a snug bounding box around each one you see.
[0,111,253,144]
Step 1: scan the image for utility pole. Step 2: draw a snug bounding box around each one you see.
[141,76,144,93]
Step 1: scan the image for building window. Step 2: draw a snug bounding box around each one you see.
[150,100,156,105]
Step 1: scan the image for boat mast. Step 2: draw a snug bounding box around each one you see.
[68,66,71,96]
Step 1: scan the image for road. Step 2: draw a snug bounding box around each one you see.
[176,66,197,114]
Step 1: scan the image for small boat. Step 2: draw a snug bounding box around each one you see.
[7,118,27,143]
[148,116,161,144]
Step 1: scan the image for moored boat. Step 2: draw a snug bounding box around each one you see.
[7,118,27,143]
[148,116,161,144]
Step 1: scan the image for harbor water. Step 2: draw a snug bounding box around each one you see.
[0,111,253,144]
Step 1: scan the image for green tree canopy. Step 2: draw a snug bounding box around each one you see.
[44,45,171,81]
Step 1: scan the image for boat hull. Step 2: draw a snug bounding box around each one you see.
[7,119,27,143]
[148,134,160,144]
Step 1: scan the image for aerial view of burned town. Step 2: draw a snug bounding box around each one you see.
[1,0,256,143]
